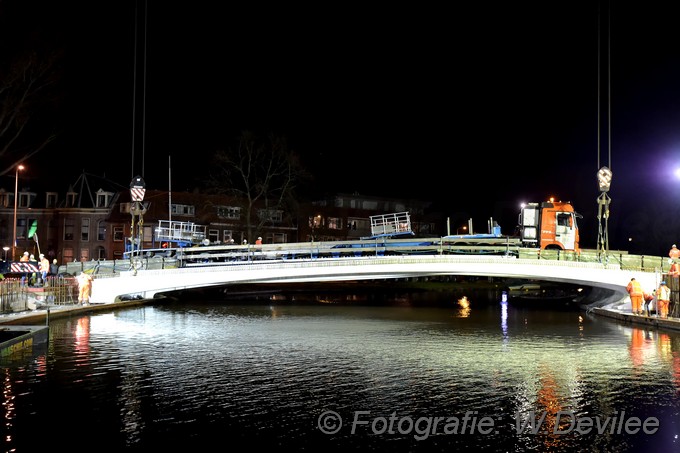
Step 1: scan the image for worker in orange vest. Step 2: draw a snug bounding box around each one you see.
[77,272,94,305]
[656,281,671,319]
[669,261,680,278]
[38,253,50,286]
[626,277,644,315]
[670,244,680,261]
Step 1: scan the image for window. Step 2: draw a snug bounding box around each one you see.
[113,226,125,242]
[97,220,106,241]
[223,230,233,242]
[267,233,287,244]
[19,193,30,208]
[171,204,195,216]
[120,203,131,214]
[96,246,106,260]
[17,218,26,239]
[66,192,77,207]
[208,229,220,244]
[96,190,113,208]
[46,192,58,208]
[80,249,89,261]
[557,213,571,227]
[0,191,9,208]
[347,217,369,232]
[217,206,241,219]
[64,219,74,241]
[47,219,56,243]
[258,209,283,223]
[309,215,322,228]
[327,217,343,230]
[62,247,74,263]
[81,218,90,241]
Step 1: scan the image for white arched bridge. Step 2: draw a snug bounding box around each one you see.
[90,255,663,309]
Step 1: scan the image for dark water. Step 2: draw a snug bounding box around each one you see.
[2,287,680,452]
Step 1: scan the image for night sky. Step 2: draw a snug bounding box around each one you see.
[5,1,680,255]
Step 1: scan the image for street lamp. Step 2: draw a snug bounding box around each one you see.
[12,164,24,261]
[457,226,467,235]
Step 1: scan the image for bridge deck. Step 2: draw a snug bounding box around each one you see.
[89,255,664,308]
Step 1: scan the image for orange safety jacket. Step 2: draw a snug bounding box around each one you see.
[657,285,671,301]
[627,280,643,297]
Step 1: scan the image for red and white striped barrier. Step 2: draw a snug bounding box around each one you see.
[10,262,40,273]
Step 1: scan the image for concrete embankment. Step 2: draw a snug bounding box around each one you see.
[591,306,680,332]
[0,298,161,326]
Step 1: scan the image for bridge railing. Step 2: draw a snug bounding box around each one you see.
[60,256,180,276]
[59,243,670,279]
[523,248,669,274]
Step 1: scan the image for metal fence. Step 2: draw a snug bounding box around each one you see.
[0,276,79,314]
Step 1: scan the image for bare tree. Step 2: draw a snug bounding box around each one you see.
[0,1,64,176]
[0,51,62,176]
[207,131,308,241]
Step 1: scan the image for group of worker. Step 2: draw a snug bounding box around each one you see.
[627,278,671,318]
[20,250,93,304]
[18,251,58,287]
[626,243,680,318]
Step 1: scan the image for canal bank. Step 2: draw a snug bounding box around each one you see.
[0,297,163,326]
[592,306,680,332]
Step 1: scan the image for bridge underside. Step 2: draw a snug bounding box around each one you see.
[90,256,660,309]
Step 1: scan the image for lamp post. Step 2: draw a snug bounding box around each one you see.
[12,164,24,261]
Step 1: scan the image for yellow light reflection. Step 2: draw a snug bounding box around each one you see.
[457,296,471,317]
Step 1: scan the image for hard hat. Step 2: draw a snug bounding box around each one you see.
[661,281,666,285]
[258,237,262,240]
[39,253,44,257]
[674,244,677,248]
[23,251,28,255]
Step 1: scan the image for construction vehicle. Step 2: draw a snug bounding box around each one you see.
[441,199,581,252]
[516,200,581,252]
[117,200,582,267]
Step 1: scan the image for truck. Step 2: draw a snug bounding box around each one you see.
[115,200,582,266]
[434,199,581,253]
[517,200,581,252]
[360,200,582,255]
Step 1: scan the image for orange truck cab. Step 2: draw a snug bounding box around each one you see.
[518,200,581,252]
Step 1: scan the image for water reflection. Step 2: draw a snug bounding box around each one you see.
[457,295,471,317]
[1,291,679,452]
